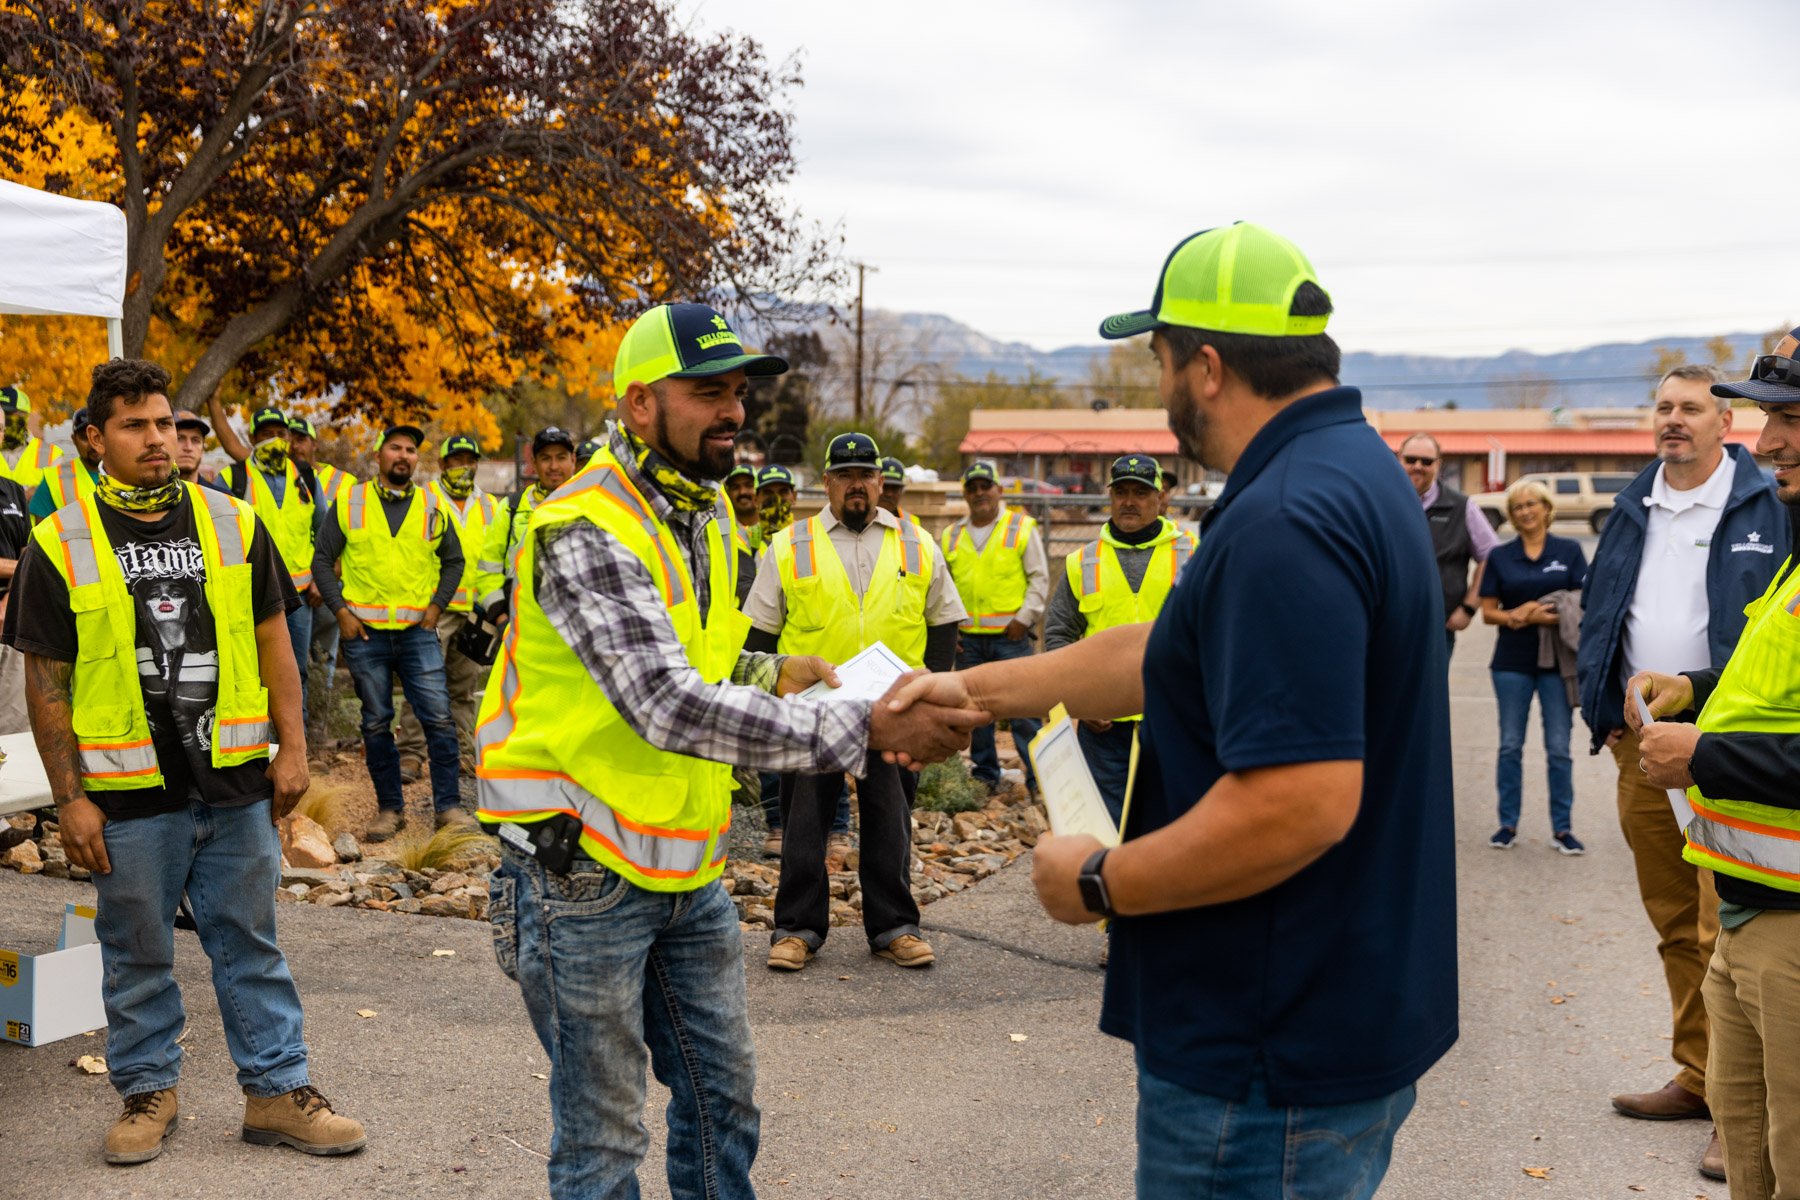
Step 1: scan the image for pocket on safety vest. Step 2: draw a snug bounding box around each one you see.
[1736,600,1800,704]
[212,563,256,631]
[73,703,135,739]
[68,583,116,662]
[786,575,829,632]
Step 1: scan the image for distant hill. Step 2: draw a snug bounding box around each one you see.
[866,312,1767,411]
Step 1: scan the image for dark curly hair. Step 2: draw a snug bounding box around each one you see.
[87,358,173,431]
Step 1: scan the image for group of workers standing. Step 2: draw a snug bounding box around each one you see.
[8,218,1800,1200]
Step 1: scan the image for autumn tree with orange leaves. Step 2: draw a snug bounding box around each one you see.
[0,0,835,444]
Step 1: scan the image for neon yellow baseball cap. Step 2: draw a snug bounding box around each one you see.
[613,303,788,397]
[1098,222,1330,340]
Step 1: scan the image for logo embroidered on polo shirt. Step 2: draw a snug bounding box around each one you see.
[1731,530,1775,554]
[1543,559,1568,573]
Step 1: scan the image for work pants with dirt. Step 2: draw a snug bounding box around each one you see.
[772,754,920,953]
[1612,729,1718,1098]
[395,611,482,768]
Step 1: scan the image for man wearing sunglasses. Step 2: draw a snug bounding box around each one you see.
[1632,329,1800,1200]
[1399,432,1500,656]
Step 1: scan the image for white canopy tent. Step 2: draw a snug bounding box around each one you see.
[0,178,128,357]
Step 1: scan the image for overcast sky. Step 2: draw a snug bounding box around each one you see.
[696,0,1795,360]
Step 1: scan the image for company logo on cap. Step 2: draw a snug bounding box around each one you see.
[696,315,740,352]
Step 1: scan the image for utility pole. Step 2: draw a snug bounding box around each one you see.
[852,261,876,425]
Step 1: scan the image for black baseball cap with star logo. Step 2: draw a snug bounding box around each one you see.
[756,464,796,490]
[1109,455,1162,488]
[441,434,483,460]
[880,455,906,484]
[824,432,881,473]
[613,303,789,394]
[251,406,288,432]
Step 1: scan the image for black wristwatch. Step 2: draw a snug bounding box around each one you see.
[1077,848,1118,919]
[1457,602,1477,617]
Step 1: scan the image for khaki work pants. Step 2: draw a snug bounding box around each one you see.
[1705,909,1800,1200]
[395,611,483,768]
[1612,730,1719,1096]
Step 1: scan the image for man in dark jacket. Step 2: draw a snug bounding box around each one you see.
[1633,331,1800,1200]
[1577,364,1786,1178]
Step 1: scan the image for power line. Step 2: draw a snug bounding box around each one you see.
[873,371,1666,393]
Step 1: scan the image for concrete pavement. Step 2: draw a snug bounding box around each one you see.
[0,617,1728,1197]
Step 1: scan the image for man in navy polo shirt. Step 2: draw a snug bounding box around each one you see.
[887,222,1457,1197]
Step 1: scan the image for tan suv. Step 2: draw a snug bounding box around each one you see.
[1472,471,1638,534]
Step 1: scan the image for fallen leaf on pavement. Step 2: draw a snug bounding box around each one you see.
[74,1054,106,1074]
[432,949,456,957]
[1009,1034,1028,1043]
[1522,1166,1552,1179]
[532,1073,547,1080]
[356,1009,378,1018]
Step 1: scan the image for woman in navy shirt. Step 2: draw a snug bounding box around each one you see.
[1479,479,1588,854]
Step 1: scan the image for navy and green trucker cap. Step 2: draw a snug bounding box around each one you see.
[756,464,795,490]
[251,406,288,432]
[825,432,881,473]
[1099,222,1330,341]
[286,416,317,439]
[375,423,426,451]
[880,455,906,484]
[441,434,482,460]
[724,463,756,484]
[576,438,602,463]
[1712,328,1800,405]
[962,462,998,486]
[1109,454,1162,488]
[0,385,30,414]
[613,303,789,396]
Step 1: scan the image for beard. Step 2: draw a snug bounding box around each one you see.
[1657,435,1696,465]
[1167,375,1213,467]
[654,406,735,480]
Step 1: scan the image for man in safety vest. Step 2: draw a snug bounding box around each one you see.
[3,358,364,1165]
[395,433,494,775]
[940,462,1050,798]
[720,463,759,604]
[0,384,64,500]
[752,462,796,554]
[1044,454,1197,819]
[1634,330,1800,1199]
[746,432,968,973]
[879,455,923,527]
[473,425,578,621]
[281,415,355,718]
[29,405,101,520]
[475,303,982,1198]
[312,423,466,841]
[204,403,325,725]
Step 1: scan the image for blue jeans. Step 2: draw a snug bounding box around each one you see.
[958,633,1040,793]
[92,798,310,1099]
[491,848,758,1200]
[759,773,849,835]
[285,602,313,728]
[309,603,340,714]
[1492,668,1575,834]
[1078,719,1137,825]
[1136,1058,1414,1200]
[342,623,461,812]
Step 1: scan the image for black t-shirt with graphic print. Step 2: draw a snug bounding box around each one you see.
[2,493,297,819]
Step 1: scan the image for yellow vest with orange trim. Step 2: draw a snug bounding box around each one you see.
[1683,557,1800,893]
[30,484,272,791]
[314,463,357,513]
[336,482,444,629]
[430,483,497,613]
[474,447,750,893]
[226,460,317,589]
[40,458,98,513]
[1,436,64,499]
[940,505,1035,634]
[770,513,934,668]
[1065,518,1194,722]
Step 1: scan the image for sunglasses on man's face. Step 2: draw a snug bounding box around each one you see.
[1402,455,1438,467]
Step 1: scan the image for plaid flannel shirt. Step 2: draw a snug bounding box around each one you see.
[533,430,871,775]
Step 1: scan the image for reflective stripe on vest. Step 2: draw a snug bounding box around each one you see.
[240,461,315,588]
[774,515,933,668]
[479,772,722,880]
[945,508,1032,633]
[1683,558,1800,892]
[339,483,442,628]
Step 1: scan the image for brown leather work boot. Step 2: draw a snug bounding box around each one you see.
[364,810,406,842]
[767,936,813,972]
[1611,1078,1710,1121]
[1700,1128,1725,1181]
[435,806,477,831]
[875,934,935,968]
[825,832,852,873]
[105,1088,179,1165]
[242,1085,367,1155]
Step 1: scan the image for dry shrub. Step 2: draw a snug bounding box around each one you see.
[384,825,497,873]
[290,783,349,834]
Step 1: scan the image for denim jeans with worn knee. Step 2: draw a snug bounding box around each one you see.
[341,623,461,812]
[1492,667,1575,834]
[92,798,311,1100]
[490,847,758,1200]
[1135,1057,1415,1200]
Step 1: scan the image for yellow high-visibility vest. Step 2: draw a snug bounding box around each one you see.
[336,482,444,629]
[40,458,98,513]
[473,486,541,612]
[1,437,64,499]
[30,483,271,790]
[313,463,357,514]
[941,505,1035,634]
[475,447,749,892]
[1065,518,1195,721]
[1683,557,1800,893]
[430,483,497,613]
[225,460,317,589]
[771,514,934,668]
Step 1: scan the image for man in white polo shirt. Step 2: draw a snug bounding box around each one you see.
[1578,363,1789,1181]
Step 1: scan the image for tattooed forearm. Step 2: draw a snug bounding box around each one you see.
[24,652,84,807]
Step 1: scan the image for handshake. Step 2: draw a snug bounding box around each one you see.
[776,656,990,769]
